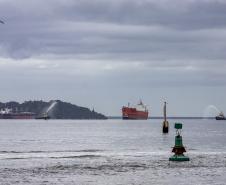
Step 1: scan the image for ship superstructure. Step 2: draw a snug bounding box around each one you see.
[216,111,226,120]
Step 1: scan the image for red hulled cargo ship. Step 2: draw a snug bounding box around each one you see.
[122,100,149,120]
[0,108,36,119]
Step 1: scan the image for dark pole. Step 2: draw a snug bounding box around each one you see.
[162,101,169,133]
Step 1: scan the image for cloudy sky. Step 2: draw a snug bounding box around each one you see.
[0,0,226,116]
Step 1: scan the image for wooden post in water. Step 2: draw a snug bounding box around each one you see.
[162,102,169,133]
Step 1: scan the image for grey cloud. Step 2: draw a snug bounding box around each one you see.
[57,0,226,29]
[0,0,226,59]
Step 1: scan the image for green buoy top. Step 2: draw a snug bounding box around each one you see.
[174,122,182,129]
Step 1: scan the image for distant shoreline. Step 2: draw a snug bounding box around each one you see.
[108,116,215,120]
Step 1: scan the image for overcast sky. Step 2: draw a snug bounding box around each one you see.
[0,0,226,116]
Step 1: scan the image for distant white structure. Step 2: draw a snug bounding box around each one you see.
[0,108,12,114]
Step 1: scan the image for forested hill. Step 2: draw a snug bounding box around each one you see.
[0,100,107,119]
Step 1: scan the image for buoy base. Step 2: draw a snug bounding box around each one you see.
[163,126,168,133]
[169,154,190,162]
[162,121,169,133]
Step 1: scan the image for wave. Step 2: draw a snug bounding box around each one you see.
[0,149,105,154]
[4,155,102,160]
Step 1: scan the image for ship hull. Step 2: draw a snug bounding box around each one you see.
[216,116,226,120]
[0,113,36,119]
[35,116,50,120]
[0,114,12,119]
[122,107,148,120]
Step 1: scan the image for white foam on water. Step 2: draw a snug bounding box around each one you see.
[202,105,221,118]
[46,101,58,113]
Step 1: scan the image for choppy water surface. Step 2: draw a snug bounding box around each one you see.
[0,119,225,184]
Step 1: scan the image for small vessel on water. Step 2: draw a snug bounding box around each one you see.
[122,100,149,120]
[35,112,50,120]
[216,111,226,120]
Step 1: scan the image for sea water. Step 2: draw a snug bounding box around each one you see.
[0,119,225,185]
